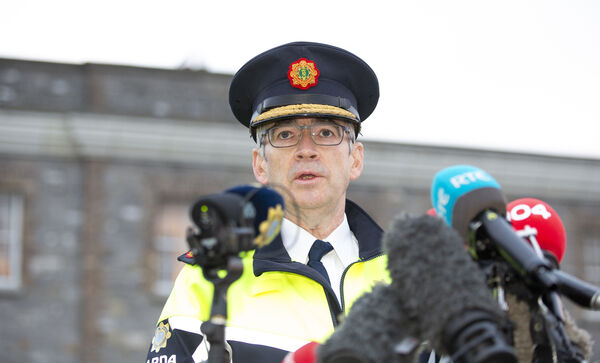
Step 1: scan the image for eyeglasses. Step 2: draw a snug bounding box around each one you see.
[262,123,351,148]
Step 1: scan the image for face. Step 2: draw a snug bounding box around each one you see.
[252,117,364,216]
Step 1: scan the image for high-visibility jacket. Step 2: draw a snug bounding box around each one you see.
[146,200,389,363]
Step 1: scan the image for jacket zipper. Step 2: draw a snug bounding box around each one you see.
[339,253,385,313]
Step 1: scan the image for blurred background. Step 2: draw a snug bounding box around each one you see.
[0,1,599,362]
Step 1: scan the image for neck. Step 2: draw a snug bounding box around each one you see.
[285,202,346,239]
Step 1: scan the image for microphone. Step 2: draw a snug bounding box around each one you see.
[431,164,598,313]
[384,213,516,363]
[505,198,595,361]
[431,165,557,291]
[187,184,285,269]
[318,214,517,363]
[186,184,286,363]
[554,270,600,310]
[507,198,600,310]
[507,198,566,264]
[430,169,594,362]
[318,283,421,363]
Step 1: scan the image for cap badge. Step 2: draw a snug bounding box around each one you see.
[288,58,319,90]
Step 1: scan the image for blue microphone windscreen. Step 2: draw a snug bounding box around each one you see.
[431,165,506,238]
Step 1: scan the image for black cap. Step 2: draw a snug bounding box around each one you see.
[229,41,379,140]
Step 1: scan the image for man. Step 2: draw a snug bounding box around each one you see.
[146,41,388,363]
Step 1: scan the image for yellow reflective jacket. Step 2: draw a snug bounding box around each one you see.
[147,200,389,363]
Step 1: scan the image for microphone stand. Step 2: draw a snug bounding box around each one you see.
[184,187,284,362]
[525,238,584,363]
[488,263,584,363]
[471,218,585,363]
[186,221,251,363]
[200,256,244,363]
[529,291,583,363]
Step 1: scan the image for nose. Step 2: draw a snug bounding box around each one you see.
[294,128,319,160]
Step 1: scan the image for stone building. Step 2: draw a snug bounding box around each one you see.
[0,58,598,362]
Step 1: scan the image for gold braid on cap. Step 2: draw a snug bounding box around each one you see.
[252,104,358,124]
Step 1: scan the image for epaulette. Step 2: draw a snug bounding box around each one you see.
[177,250,197,265]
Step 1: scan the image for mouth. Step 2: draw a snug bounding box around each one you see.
[294,171,322,182]
[298,173,317,180]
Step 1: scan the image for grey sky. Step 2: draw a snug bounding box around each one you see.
[2,0,599,159]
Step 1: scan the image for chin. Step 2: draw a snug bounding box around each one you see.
[289,190,327,209]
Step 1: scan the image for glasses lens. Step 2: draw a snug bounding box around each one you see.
[267,123,346,147]
[269,125,300,147]
[311,124,343,145]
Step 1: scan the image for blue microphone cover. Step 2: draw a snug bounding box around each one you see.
[431,165,506,239]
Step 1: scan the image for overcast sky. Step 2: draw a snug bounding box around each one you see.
[2,0,599,159]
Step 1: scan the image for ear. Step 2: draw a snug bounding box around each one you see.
[252,148,269,185]
[349,142,364,181]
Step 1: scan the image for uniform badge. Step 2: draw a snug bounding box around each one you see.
[151,321,172,353]
[254,204,284,247]
[288,58,319,89]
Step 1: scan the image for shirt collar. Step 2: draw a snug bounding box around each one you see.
[281,214,358,266]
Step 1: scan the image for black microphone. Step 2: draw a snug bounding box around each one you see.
[187,184,285,269]
[317,283,420,363]
[507,198,600,311]
[431,165,557,293]
[318,214,517,363]
[554,270,600,310]
[186,185,286,363]
[385,213,517,363]
[430,166,594,362]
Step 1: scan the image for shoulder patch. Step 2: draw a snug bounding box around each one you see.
[151,321,172,353]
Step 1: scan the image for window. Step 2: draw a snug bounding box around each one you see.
[0,193,23,291]
[152,203,189,297]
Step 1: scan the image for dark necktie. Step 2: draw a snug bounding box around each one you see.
[307,239,334,284]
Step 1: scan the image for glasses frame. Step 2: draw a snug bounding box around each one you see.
[261,122,351,148]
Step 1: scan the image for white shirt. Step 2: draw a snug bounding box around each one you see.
[281,214,359,304]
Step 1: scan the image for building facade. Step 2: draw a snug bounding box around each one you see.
[1,58,598,362]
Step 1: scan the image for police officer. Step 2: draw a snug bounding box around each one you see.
[146,41,388,363]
